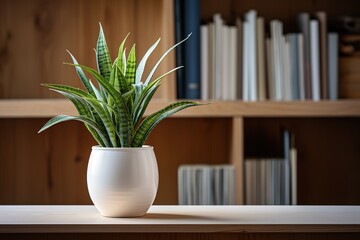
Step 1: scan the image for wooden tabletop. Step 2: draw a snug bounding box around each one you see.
[0,205,360,233]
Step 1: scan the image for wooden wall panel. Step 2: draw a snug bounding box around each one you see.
[0,0,174,99]
[0,119,95,204]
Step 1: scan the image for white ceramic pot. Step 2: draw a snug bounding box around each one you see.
[87,146,158,217]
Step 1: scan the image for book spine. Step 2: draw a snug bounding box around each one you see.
[298,13,312,99]
[257,17,266,101]
[183,0,201,99]
[328,33,339,100]
[236,18,243,100]
[315,12,328,99]
[246,10,258,101]
[200,25,209,101]
[310,20,321,101]
[297,34,306,100]
[174,0,184,99]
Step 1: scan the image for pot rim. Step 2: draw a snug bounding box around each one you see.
[91,145,153,151]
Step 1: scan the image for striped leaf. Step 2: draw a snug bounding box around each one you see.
[96,23,112,81]
[126,44,136,85]
[39,115,110,146]
[42,84,118,147]
[68,63,133,147]
[132,66,183,126]
[144,34,191,86]
[117,33,130,73]
[136,38,160,84]
[59,92,109,147]
[131,101,201,147]
[66,51,95,97]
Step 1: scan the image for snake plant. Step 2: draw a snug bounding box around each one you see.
[39,24,200,147]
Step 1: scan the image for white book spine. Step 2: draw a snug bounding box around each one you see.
[298,34,305,100]
[213,14,223,100]
[246,10,257,101]
[229,26,238,100]
[310,20,320,101]
[257,17,266,101]
[242,22,249,101]
[200,25,209,101]
[222,26,229,100]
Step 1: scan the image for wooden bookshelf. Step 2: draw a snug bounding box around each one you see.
[2,99,360,118]
[1,0,360,207]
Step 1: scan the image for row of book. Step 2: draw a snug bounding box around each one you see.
[174,1,340,101]
[178,165,236,205]
[200,11,339,101]
[245,131,297,205]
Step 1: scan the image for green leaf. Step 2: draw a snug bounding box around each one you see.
[144,34,191,86]
[126,44,136,86]
[65,63,133,147]
[131,101,201,147]
[39,115,111,147]
[117,33,130,73]
[66,51,95,97]
[132,66,183,126]
[136,38,160,84]
[96,23,112,81]
[59,92,109,147]
[42,84,118,147]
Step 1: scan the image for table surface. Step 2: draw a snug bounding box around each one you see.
[0,205,360,233]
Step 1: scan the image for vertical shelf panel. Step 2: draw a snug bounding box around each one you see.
[230,117,244,205]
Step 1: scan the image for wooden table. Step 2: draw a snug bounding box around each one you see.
[0,205,360,239]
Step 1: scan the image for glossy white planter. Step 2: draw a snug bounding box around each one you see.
[87,146,158,217]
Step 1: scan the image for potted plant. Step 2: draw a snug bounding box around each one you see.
[38,24,201,217]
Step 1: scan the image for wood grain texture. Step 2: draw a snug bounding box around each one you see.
[230,117,244,204]
[0,119,94,204]
[0,0,175,99]
[1,233,360,240]
[2,100,360,118]
[340,57,360,99]
[0,205,360,233]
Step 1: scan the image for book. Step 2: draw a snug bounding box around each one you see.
[328,33,339,100]
[270,20,284,100]
[229,26,238,100]
[290,134,297,205]
[174,0,185,99]
[287,33,300,100]
[315,11,328,99]
[246,10,258,101]
[298,34,306,100]
[310,20,321,101]
[200,25,209,101]
[236,18,243,100]
[213,13,223,100]
[298,13,312,99]
[178,164,236,205]
[182,0,201,99]
[257,17,266,101]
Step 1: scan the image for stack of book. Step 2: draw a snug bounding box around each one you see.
[245,130,297,205]
[200,10,339,101]
[178,164,236,205]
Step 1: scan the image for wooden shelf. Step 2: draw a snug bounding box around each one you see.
[1,205,360,233]
[1,99,360,118]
